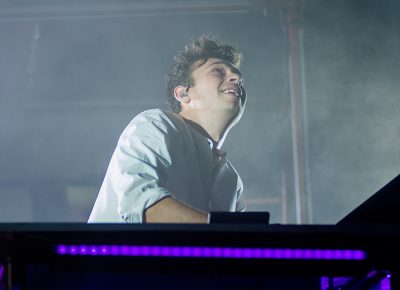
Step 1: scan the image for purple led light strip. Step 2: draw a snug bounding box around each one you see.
[56,245,366,260]
[0,264,4,281]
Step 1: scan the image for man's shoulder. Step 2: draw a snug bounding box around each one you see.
[136,108,180,123]
[124,108,186,135]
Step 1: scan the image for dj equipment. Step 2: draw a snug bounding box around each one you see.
[1,223,400,290]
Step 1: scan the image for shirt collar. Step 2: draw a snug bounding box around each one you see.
[206,139,227,158]
[182,118,228,158]
[178,114,227,157]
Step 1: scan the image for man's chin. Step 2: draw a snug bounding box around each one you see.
[225,105,242,121]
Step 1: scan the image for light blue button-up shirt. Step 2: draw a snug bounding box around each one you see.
[88,109,245,223]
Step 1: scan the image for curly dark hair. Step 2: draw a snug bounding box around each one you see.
[166,36,242,113]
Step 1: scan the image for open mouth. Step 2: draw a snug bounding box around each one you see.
[221,89,240,97]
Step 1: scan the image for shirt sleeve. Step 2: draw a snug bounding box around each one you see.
[107,111,179,223]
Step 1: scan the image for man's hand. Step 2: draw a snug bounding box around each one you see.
[144,197,209,224]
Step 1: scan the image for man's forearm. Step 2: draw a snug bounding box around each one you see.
[144,197,209,223]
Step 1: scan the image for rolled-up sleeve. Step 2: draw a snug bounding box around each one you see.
[107,113,179,223]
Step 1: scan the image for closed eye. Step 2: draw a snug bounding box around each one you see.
[213,67,226,75]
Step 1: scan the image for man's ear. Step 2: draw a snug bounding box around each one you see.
[174,86,190,104]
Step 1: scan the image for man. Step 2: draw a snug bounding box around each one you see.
[88,36,246,223]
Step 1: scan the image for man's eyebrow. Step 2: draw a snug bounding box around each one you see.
[206,61,242,77]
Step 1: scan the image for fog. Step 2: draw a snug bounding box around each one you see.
[0,0,399,223]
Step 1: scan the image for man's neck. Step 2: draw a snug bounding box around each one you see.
[179,111,234,148]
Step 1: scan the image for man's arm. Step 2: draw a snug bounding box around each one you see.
[144,197,209,223]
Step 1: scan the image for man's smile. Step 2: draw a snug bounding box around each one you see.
[221,87,240,97]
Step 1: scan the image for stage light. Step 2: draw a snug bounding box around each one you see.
[56,244,366,261]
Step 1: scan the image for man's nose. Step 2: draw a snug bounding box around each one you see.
[227,72,241,85]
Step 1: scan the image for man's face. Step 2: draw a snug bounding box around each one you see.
[185,58,246,120]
